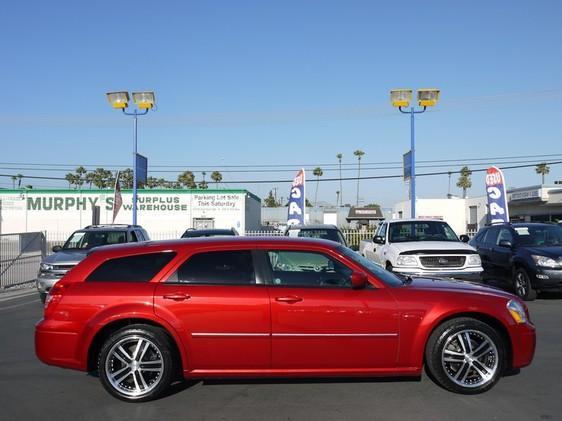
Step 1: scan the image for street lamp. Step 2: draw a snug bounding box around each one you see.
[106,90,156,225]
[390,88,440,219]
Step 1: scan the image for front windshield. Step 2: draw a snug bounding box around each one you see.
[514,225,562,247]
[388,221,459,243]
[63,231,127,250]
[297,229,346,245]
[337,246,403,286]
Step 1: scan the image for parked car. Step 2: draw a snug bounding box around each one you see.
[181,228,238,238]
[36,237,535,402]
[36,225,150,302]
[359,219,482,281]
[469,222,562,301]
[285,224,348,247]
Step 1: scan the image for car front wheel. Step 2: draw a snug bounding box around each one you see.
[425,318,505,394]
[513,268,537,301]
[98,325,175,402]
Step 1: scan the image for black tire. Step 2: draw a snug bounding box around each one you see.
[386,262,394,272]
[513,268,537,301]
[425,317,505,394]
[98,324,175,402]
[39,292,47,304]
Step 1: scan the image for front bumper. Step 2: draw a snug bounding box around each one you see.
[35,275,63,294]
[531,268,562,291]
[510,322,536,369]
[393,268,483,282]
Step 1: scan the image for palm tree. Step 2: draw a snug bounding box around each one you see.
[146,177,159,189]
[313,167,323,206]
[336,153,343,206]
[92,168,110,188]
[178,171,196,189]
[85,171,95,189]
[535,163,550,185]
[211,171,223,188]
[75,166,87,189]
[456,166,472,198]
[65,173,76,189]
[198,172,208,189]
[353,150,365,206]
[120,168,134,189]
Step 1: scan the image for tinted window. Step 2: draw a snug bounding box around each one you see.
[514,225,562,247]
[483,227,499,245]
[168,250,255,284]
[87,252,176,282]
[496,228,513,245]
[337,246,403,287]
[266,250,352,287]
[129,231,139,242]
[63,230,128,250]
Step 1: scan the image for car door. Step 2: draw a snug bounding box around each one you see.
[475,227,498,279]
[372,223,387,266]
[154,248,271,370]
[262,248,399,370]
[490,227,515,282]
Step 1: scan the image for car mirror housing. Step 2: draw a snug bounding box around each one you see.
[373,235,385,244]
[460,234,470,243]
[349,244,360,252]
[498,240,512,248]
[52,245,62,253]
[351,272,368,289]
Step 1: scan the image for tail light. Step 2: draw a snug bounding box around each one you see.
[44,282,66,316]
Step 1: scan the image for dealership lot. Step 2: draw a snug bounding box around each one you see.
[1,289,561,421]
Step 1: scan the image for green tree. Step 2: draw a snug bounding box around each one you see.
[313,167,323,206]
[264,190,281,207]
[535,162,550,184]
[146,177,159,189]
[92,168,112,188]
[198,172,208,189]
[74,166,87,188]
[336,153,343,206]
[85,171,95,189]
[178,171,196,189]
[305,198,313,207]
[65,173,77,188]
[353,150,365,205]
[120,168,134,189]
[211,171,223,188]
[456,166,472,198]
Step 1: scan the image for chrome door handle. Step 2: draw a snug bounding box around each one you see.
[163,293,191,301]
[275,296,303,304]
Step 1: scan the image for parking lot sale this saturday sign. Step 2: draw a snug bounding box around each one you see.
[486,166,509,224]
[287,168,306,226]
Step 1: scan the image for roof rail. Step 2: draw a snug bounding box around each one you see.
[83,224,141,229]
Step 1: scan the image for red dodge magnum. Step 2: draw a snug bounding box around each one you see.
[35,237,535,402]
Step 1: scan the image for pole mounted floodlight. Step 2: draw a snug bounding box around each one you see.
[106,90,156,225]
[390,88,440,219]
[390,89,413,108]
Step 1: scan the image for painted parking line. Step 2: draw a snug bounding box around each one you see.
[0,298,41,311]
[0,288,37,303]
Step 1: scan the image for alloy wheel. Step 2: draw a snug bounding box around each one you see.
[514,272,528,298]
[105,335,164,398]
[441,329,499,388]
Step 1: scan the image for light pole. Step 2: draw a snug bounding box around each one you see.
[390,89,440,219]
[106,91,156,225]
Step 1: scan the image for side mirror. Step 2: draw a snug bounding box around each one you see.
[351,272,368,289]
[498,240,512,248]
[349,244,360,252]
[52,245,62,253]
[460,234,470,243]
[373,235,385,244]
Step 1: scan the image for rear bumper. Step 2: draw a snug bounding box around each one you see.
[35,318,84,371]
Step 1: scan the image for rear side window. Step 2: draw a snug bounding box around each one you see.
[87,252,176,282]
[167,250,255,285]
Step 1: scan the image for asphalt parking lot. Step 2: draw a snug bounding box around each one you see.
[0,288,561,421]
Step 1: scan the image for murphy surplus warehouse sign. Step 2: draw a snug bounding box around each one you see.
[0,189,261,235]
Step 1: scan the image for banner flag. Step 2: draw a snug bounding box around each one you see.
[287,168,306,226]
[485,166,509,224]
[112,171,123,223]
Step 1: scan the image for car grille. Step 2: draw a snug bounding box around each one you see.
[52,264,75,271]
[419,256,466,268]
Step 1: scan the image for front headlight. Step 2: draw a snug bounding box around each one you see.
[40,263,54,272]
[531,255,562,268]
[396,255,418,267]
[467,254,482,266]
[507,299,527,324]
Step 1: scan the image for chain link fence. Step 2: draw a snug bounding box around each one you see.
[0,232,45,290]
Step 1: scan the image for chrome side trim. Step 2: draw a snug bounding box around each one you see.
[192,333,270,337]
[272,333,398,338]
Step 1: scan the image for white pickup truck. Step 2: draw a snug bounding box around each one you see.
[359,219,483,281]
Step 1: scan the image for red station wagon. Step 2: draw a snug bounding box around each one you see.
[35,237,536,402]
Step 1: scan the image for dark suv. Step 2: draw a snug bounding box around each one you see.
[469,223,562,300]
[36,225,150,302]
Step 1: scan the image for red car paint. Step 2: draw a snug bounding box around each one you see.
[35,237,535,380]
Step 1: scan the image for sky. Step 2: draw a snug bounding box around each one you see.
[1,0,561,207]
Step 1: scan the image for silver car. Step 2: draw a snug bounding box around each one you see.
[36,225,149,302]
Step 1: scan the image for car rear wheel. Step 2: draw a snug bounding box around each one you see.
[386,262,393,272]
[98,325,175,402]
[425,318,505,394]
[513,268,537,301]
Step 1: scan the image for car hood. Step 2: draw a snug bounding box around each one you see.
[43,250,88,265]
[391,241,477,254]
[520,246,562,259]
[403,276,514,299]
